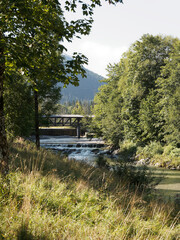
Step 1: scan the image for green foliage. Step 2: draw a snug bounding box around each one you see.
[71,101,85,115]
[96,157,157,194]
[0,0,109,141]
[137,141,164,158]
[4,71,34,137]
[117,140,138,161]
[139,90,163,142]
[119,140,137,153]
[93,34,180,152]
[0,0,124,170]
[136,142,180,168]
[56,100,94,115]
[156,39,180,145]
[114,164,156,193]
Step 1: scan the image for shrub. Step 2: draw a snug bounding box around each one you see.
[118,140,137,162]
[169,148,180,158]
[163,144,176,155]
[112,163,157,193]
[96,157,158,194]
[163,144,180,157]
[137,141,163,158]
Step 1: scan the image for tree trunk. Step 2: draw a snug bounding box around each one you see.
[34,90,40,149]
[0,32,9,175]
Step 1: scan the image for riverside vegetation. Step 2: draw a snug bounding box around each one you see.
[1,2,179,239]
[110,140,180,170]
[92,34,180,170]
[0,138,179,240]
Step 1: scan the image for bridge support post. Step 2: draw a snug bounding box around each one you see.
[77,119,81,139]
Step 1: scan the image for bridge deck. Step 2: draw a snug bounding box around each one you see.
[49,114,84,118]
[42,115,91,138]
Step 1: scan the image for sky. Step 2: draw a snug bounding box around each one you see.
[64,0,180,77]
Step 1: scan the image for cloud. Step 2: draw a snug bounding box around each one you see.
[78,41,127,76]
[65,40,128,77]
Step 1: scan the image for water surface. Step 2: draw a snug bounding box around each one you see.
[39,136,180,200]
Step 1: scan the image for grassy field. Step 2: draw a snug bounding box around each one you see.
[151,167,180,201]
[0,138,179,239]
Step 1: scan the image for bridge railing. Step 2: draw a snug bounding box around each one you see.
[42,115,93,138]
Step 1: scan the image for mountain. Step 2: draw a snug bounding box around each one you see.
[58,56,104,102]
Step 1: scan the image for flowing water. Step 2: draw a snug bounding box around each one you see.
[39,135,180,200]
[39,135,109,164]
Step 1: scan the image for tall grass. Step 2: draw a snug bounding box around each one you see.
[0,138,179,239]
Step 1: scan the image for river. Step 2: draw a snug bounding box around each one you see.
[39,135,108,164]
[39,135,180,201]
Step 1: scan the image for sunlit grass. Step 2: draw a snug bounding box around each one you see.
[150,167,180,201]
[0,138,179,239]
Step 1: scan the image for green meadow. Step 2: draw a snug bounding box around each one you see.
[0,138,179,240]
[152,167,180,201]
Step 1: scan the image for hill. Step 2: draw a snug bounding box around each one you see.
[58,56,104,102]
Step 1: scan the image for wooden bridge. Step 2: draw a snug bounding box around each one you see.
[43,115,85,138]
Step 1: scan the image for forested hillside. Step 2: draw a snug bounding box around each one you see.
[59,63,104,102]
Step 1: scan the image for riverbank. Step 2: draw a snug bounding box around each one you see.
[1,137,179,239]
[32,135,180,201]
[110,140,180,170]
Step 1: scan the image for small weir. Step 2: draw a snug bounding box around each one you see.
[38,136,180,200]
[40,136,109,164]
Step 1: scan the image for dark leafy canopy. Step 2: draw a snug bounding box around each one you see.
[1,0,123,110]
[0,0,124,172]
[93,34,180,148]
[4,70,34,137]
[0,0,90,85]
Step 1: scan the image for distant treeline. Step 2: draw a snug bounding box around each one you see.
[56,100,94,115]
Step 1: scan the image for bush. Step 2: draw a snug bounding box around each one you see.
[113,164,158,193]
[118,140,137,162]
[163,144,176,155]
[163,144,180,157]
[96,156,158,194]
[137,141,163,158]
[119,140,137,151]
[169,148,180,158]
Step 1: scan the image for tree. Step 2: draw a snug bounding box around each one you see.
[156,39,180,145]
[4,70,34,137]
[120,35,176,143]
[0,0,123,174]
[93,63,124,144]
[93,34,178,148]
[71,101,84,115]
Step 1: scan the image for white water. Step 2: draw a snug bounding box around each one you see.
[38,136,180,200]
[39,136,107,163]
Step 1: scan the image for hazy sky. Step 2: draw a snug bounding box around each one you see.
[64,0,180,77]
